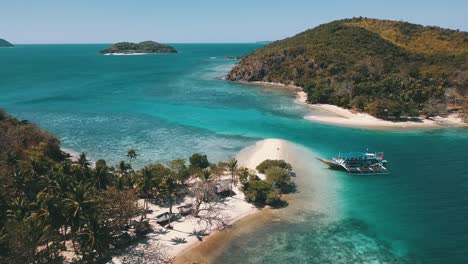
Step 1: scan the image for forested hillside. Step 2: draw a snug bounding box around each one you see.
[227,18,468,120]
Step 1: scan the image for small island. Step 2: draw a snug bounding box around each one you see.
[100,41,177,55]
[0,38,14,47]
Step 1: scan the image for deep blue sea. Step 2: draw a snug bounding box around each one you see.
[1,44,467,263]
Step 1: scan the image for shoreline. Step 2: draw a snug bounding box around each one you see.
[175,138,335,263]
[103,53,149,56]
[296,91,467,130]
[111,139,295,263]
[244,79,467,130]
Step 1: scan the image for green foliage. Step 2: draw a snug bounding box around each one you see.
[227,18,468,119]
[127,148,138,165]
[266,188,282,205]
[256,159,292,173]
[189,153,210,170]
[265,166,292,193]
[243,162,294,206]
[0,112,144,262]
[243,180,272,205]
[237,167,250,184]
[243,179,284,206]
[168,159,190,184]
[0,109,299,262]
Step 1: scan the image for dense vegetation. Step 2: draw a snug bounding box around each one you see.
[241,159,294,206]
[0,38,14,47]
[0,110,293,263]
[100,41,177,54]
[227,18,468,120]
[256,159,293,174]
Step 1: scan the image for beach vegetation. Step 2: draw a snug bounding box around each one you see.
[256,159,292,174]
[189,153,210,174]
[226,157,238,196]
[243,180,272,205]
[265,166,293,193]
[127,148,138,166]
[0,110,297,262]
[0,111,172,262]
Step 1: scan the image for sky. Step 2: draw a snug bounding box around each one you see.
[1,0,467,44]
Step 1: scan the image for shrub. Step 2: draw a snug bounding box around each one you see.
[265,166,292,193]
[266,188,282,205]
[256,160,292,174]
[244,180,272,204]
[189,153,209,168]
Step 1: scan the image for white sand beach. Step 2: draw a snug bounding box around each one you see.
[296,91,467,129]
[103,53,149,56]
[251,81,303,90]
[110,139,292,263]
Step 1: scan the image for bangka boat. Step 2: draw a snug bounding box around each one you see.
[317,151,390,174]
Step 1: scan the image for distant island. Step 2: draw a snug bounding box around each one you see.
[256,41,274,44]
[227,18,468,122]
[100,41,177,55]
[0,38,14,47]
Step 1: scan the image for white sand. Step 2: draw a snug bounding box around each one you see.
[111,139,289,262]
[103,53,149,56]
[110,191,256,263]
[251,81,302,90]
[236,138,288,170]
[296,91,467,129]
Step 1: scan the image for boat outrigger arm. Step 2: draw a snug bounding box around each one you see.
[317,151,390,175]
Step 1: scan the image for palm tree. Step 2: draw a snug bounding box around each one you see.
[36,192,65,261]
[138,166,153,218]
[77,152,90,169]
[161,173,177,228]
[226,157,238,196]
[63,182,95,254]
[91,160,109,190]
[127,148,138,167]
[76,152,90,180]
[115,161,131,190]
[200,168,212,182]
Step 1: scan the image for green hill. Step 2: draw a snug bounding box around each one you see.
[227,18,468,119]
[100,41,177,54]
[0,38,14,47]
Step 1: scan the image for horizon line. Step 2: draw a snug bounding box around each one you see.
[9,42,271,45]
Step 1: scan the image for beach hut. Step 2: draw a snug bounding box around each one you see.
[155,212,173,226]
[177,204,193,216]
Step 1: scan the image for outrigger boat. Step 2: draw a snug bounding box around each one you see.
[317,151,390,174]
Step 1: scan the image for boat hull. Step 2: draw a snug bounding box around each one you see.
[316,158,348,171]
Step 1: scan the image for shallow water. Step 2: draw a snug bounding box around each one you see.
[1,44,468,263]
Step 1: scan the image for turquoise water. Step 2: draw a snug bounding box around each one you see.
[1,44,468,263]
